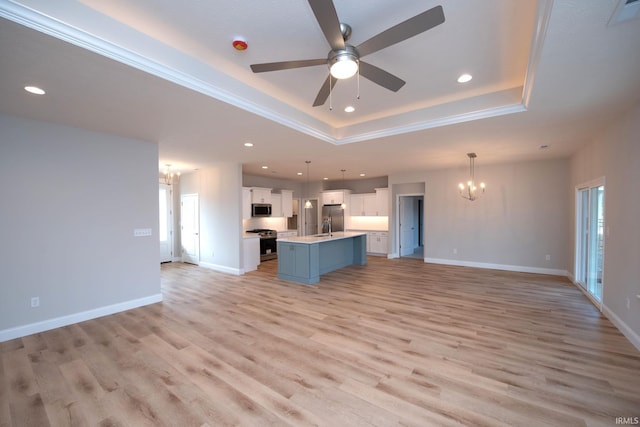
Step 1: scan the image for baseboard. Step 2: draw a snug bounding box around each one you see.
[0,293,163,343]
[602,304,640,352]
[425,257,569,277]
[199,261,242,276]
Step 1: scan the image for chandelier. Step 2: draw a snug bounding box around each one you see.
[458,153,485,201]
[163,164,180,185]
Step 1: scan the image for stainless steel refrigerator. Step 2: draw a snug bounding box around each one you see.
[321,204,345,233]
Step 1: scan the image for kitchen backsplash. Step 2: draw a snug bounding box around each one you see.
[349,216,389,231]
[244,216,288,231]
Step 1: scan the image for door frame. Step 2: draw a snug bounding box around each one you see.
[159,183,173,263]
[302,198,320,236]
[180,193,200,265]
[395,192,425,259]
[574,177,605,310]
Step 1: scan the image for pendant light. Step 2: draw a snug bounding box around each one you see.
[304,161,312,209]
[340,169,347,209]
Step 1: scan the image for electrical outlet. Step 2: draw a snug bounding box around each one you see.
[545,254,551,261]
[31,297,40,308]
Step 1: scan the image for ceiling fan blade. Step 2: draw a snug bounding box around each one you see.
[359,61,405,92]
[312,75,338,107]
[356,5,445,57]
[307,0,345,51]
[251,58,327,73]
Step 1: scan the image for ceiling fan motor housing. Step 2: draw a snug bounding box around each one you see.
[339,23,352,41]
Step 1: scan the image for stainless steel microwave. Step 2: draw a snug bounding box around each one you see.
[251,203,272,217]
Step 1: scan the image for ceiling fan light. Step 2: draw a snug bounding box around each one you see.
[330,57,358,79]
[328,47,359,80]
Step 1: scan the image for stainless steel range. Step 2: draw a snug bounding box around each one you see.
[246,229,278,261]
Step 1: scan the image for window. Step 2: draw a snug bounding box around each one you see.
[575,178,605,304]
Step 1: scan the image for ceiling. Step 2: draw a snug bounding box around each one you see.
[0,0,639,182]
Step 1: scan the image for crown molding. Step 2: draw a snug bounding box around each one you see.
[0,0,550,145]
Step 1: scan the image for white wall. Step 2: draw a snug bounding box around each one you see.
[180,164,244,274]
[569,101,640,348]
[389,158,570,274]
[0,114,161,341]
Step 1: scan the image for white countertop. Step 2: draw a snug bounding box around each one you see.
[242,233,260,239]
[276,231,366,244]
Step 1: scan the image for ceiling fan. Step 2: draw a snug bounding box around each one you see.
[250,1,445,107]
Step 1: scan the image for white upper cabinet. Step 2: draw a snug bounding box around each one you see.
[350,193,376,216]
[350,191,387,216]
[251,187,272,204]
[271,193,283,217]
[321,190,350,206]
[281,190,293,217]
[350,193,364,216]
[375,188,389,216]
[363,194,377,215]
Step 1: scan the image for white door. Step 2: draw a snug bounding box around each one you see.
[159,184,173,263]
[399,196,416,256]
[181,193,200,264]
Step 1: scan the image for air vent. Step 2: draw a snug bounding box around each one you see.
[609,0,640,25]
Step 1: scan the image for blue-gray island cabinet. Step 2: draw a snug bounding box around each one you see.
[276,232,367,284]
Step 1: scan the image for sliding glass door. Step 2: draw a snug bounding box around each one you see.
[575,179,605,304]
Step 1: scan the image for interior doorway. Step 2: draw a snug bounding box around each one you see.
[302,198,319,236]
[398,194,424,259]
[159,184,173,263]
[180,193,200,265]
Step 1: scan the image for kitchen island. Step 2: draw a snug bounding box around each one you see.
[276,232,367,285]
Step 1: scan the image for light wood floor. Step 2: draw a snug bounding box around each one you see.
[2,258,639,426]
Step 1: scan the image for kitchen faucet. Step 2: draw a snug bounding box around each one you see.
[322,215,333,236]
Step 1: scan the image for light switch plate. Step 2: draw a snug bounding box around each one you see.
[134,228,152,237]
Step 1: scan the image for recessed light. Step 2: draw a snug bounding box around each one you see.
[323,177,329,180]
[359,173,366,177]
[297,172,303,176]
[24,85,45,95]
[261,165,268,169]
[344,106,355,113]
[244,142,254,147]
[457,74,472,83]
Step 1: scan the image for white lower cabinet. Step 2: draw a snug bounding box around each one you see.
[367,231,388,255]
[243,237,260,272]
